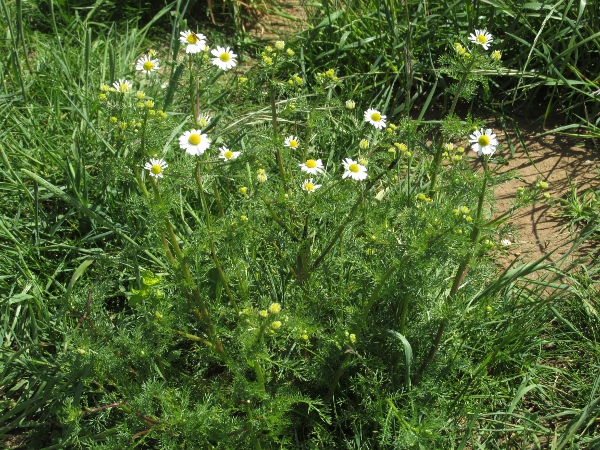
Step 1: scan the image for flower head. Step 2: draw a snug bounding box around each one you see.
[144,158,168,179]
[468,29,493,50]
[454,42,467,56]
[196,113,211,128]
[364,108,386,129]
[274,41,285,50]
[345,100,356,110]
[268,303,281,315]
[299,159,324,175]
[135,55,159,74]
[490,50,502,61]
[469,128,498,157]
[302,179,322,194]
[256,168,268,183]
[342,158,367,181]
[179,30,207,53]
[284,136,300,149]
[211,46,237,70]
[113,79,132,94]
[359,139,369,150]
[179,130,211,156]
[219,146,240,161]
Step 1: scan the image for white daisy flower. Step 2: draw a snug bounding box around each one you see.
[364,108,387,129]
[256,168,268,183]
[135,55,159,74]
[342,158,367,181]
[299,159,324,175]
[469,128,498,157]
[468,29,493,50]
[144,158,168,179]
[211,46,237,70]
[113,79,132,94]
[284,136,300,149]
[219,146,240,161]
[196,113,211,128]
[179,30,207,53]
[179,130,211,156]
[302,179,322,194]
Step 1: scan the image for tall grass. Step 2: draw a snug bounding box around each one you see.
[300,0,600,130]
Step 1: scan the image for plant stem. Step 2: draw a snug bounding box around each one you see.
[325,260,403,402]
[252,360,266,393]
[416,158,489,383]
[245,402,263,450]
[429,58,477,196]
[150,178,220,354]
[269,79,286,183]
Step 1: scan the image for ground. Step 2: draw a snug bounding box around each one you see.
[495,118,598,266]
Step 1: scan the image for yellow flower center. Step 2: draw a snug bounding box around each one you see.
[219,52,231,62]
[477,34,488,44]
[305,182,314,191]
[188,133,201,145]
[370,112,381,122]
[349,163,360,173]
[224,151,233,159]
[306,159,317,168]
[151,164,162,175]
[143,61,154,71]
[289,140,298,148]
[119,84,130,93]
[186,33,198,44]
[478,135,491,146]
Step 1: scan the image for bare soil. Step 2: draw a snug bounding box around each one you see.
[494,119,599,265]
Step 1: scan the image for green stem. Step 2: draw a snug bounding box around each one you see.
[261,196,299,242]
[245,402,263,450]
[209,240,240,313]
[311,190,363,272]
[356,262,401,329]
[196,158,212,230]
[429,57,477,196]
[399,293,409,336]
[213,182,225,217]
[416,158,489,383]
[196,159,238,313]
[269,80,286,183]
[151,178,220,353]
[325,260,403,402]
[135,169,150,198]
[252,360,266,393]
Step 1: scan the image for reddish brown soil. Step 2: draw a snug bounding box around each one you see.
[495,119,599,265]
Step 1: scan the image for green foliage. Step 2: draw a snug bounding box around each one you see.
[554,175,600,239]
[1,1,599,449]
[299,0,600,129]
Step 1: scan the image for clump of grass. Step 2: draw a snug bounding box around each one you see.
[300,0,600,129]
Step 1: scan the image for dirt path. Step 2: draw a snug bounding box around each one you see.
[495,119,599,265]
